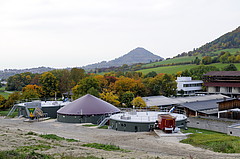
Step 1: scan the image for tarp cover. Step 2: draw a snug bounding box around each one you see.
[57,94,120,115]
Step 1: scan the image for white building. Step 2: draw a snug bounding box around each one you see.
[176,77,203,95]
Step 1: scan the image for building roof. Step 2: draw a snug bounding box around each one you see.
[110,111,187,123]
[180,99,220,111]
[204,82,240,87]
[204,71,240,76]
[57,94,120,115]
[142,94,228,107]
[142,96,178,106]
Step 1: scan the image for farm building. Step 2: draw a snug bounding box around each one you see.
[217,98,240,119]
[57,94,120,124]
[203,71,240,97]
[8,101,69,118]
[109,111,187,132]
[176,77,203,95]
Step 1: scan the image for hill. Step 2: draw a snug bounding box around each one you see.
[175,26,240,57]
[0,67,54,79]
[83,47,164,70]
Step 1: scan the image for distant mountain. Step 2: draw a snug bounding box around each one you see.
[189,26,240,56]
[83,47,164,70]
[0,67,54,79]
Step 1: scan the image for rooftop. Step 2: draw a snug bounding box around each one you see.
[110,111,187,123]
[204,71,240,76]
[142,94,228,107]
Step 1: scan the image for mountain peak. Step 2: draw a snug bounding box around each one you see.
[83,47,163,70]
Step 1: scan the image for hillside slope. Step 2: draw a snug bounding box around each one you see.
[189,26,240,56]
[83,47,163,70]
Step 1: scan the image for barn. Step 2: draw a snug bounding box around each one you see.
[57,94,121,124]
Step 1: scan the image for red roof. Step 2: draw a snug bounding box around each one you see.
[204,71,240,76]
[204,82,240,87]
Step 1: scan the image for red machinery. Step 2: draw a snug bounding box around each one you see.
[157,114,176,133]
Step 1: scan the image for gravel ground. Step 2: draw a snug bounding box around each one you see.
[0,117,240,159]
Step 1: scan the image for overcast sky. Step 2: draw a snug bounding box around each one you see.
[0,0,239,70]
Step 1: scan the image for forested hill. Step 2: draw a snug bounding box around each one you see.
[177,26,240,57]
[83,47,164,70]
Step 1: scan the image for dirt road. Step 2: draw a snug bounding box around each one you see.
[0,117,239,159]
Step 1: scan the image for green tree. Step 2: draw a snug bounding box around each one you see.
[227,55,236,63]
[193,57,201,65]
[222,64,238,71]
[4,92,21,109]
[51,69,73,95]
[72,77,99,99]
[40,72,58,98]
[70,68,85,85]
[87,87,100,97]
[119,91,134,107]
[144,71,158,78]
[160,74,177,97]
[201,56,212,65]
[219,52,231,63]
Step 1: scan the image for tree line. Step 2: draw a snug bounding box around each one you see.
[0,68,177,109]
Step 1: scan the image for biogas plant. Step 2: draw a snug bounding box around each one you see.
[6,94,187,133]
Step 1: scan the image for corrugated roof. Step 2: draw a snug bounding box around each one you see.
[204,71,240,76]
[142,94,229,107]
[57,94,120,115]
[180,99,222,111]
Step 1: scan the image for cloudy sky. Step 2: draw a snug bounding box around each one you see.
[0,0,239,70]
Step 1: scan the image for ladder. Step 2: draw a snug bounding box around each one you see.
[98,117,110,127]
[5,105,17,118]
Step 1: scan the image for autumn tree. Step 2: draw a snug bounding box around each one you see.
[131,96,146,108]
[0,95,6,109]
[114,77,146,96]
[100,91,120,106]
[6,72,35,91]
[201,56,212,65]
[21,84,43,100]
[40,72,58,98]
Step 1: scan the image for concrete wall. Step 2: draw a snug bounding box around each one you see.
[57,114,105,124]
[227,124,240,137]
[188,117,237,133]
[109,118,187,132]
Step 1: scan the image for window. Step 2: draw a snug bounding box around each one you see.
[227,87,232,93]
[215,86,220,92]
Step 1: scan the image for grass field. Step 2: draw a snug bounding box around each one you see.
[138,63,240,75]
[142,48,240,68]
[207,48,240,55]
[181,127,240,153]
[137,64,198,74]
[143,56,201,67]
[0,87,11,99]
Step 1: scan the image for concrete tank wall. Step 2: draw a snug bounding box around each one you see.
[57,114,105,124]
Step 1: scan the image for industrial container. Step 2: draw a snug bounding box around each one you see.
[158,114,176,133]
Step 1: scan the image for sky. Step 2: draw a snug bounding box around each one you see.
[0,0,239,70]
